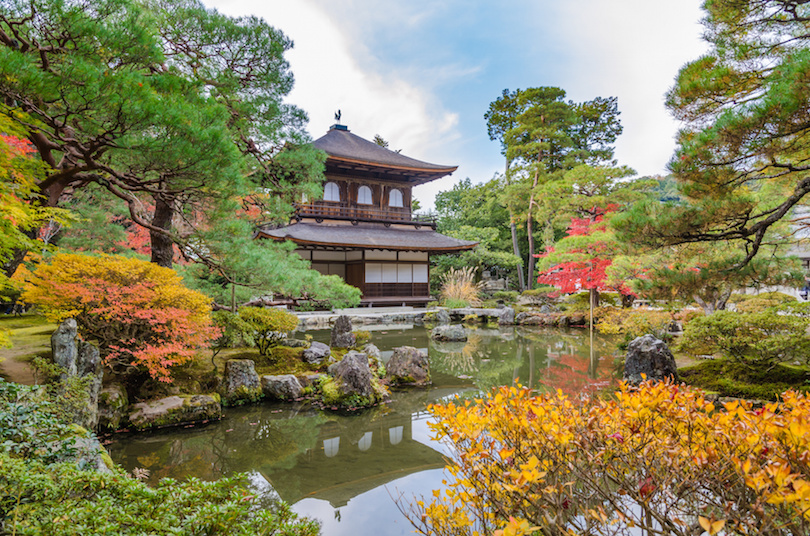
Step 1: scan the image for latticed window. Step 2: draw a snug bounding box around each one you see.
[324,182,340,202]
[389,188,403,207]
[358,185,373,205]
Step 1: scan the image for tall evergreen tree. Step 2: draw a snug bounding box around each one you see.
[0,0,357,307]
[614,0,810,267]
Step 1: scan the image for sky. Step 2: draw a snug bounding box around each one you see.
[204,0,708,209]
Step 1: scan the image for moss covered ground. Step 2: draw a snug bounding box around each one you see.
[679,358,810,401]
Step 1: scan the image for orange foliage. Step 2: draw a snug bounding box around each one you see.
[408,382,810,535]
[22,253,218,382]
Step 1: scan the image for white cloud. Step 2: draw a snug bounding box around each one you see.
[205,0,459,160]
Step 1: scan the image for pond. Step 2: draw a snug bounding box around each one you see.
[109,325,619,536]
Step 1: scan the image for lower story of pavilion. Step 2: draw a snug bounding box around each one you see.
[258,221,478,306]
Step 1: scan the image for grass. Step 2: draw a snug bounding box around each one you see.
[679,358,810,401]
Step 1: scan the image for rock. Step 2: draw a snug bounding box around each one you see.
[51,319,79,376]
[97,383,129,431]
[128,394,221,431]
[281,338,309,348]
[539,304,553,314]
[261,374,304,400]
[498,306,516,325]
[433,309,451,325]
[47,435,113,473]
[50,320,104,429]
[431,324,468,342]
[386,346,430,386]
[330,315,356,348]
[303,341,331,364]
[222,359,262,405]
[327,351,374,399]
[297,373,326,387]
[363,343,382,362]
[623,335,679,386]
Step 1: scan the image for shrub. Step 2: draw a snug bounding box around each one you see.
[440,267,483,307]
[238,307,299,356]
[211,310,253,358]
[676,307,810,366]
[491,290,519,302]
[443,297,471,309]
[730,291,797,313]
[22,253,219,383]
[406,381,810,536]
[597,307,672,348]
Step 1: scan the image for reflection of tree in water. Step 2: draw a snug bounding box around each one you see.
[425,327,618,394]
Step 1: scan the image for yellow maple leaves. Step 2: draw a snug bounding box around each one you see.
[408,381,810,536]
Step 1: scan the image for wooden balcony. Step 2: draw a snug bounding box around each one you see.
[294,202,437,228]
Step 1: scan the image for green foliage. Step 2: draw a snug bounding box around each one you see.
[211,311,253,358]
[730,292,797,314]
[491,290,519,302]
[0,452,319,536]
[597,307,673,349]
[679,359,810,401]
[613,0,810,266]
[353,330,372,347]
[677,306,810,366]
[238,307,299,357]
[0,379,78,464]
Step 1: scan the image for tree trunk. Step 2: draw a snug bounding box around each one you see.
[526,168,540,289]
[504,158,526,291]
[150,195,175,268]
[589,287,600,309]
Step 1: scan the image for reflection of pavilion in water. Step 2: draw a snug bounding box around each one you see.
[256,386,463,508]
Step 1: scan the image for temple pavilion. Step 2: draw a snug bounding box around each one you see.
[257,124,477,306]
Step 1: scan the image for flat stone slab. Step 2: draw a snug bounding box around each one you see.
[128,394,221,431]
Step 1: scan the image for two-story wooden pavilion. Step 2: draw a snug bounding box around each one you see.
[257,124,477,306]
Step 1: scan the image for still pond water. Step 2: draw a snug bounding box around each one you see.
[109,325,619,535]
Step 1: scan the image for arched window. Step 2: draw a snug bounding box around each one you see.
[324,182,340,202]
[357,185,373,205]
[388,188,404,207]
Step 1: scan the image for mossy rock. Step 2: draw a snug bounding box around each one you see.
[679,359,810,401]
[128,394,222,431]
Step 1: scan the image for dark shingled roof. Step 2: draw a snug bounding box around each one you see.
[313,125,457,184]
[258,222,477,253]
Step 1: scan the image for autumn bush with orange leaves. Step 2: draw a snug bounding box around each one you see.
[22,253,218,382]
[405,381,810,536]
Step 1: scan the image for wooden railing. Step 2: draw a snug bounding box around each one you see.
[294,202,436,227]
[363,283,430,298]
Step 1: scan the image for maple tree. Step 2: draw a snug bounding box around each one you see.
[406,381,810,536]
[535,207,633,307]
[22,253,219,382]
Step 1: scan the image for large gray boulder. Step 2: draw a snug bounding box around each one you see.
[330,315,356,348]
[261,374,304,400]
[97,383,129,431]
[386,346,430,386]
[327,351,374,399]
[303,341,331,364]
[433,309,451,325]
[222,359,262,405]
[50,320,104,429]
[498,306,516,325]
[128,394,221,431]
[623,335,680,385]
[431,324,468,342]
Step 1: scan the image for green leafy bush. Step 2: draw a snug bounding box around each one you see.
[729,291,797,313]
[0,453,319,536]
[0,379,78,464]
[443,297,471,309]
[238,307,299,356]
[597,307,673,349]
[491,290,519,302]
[677,306,810,366]
[211,310,253,357]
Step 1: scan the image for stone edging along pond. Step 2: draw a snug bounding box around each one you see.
[48,306,593,436]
